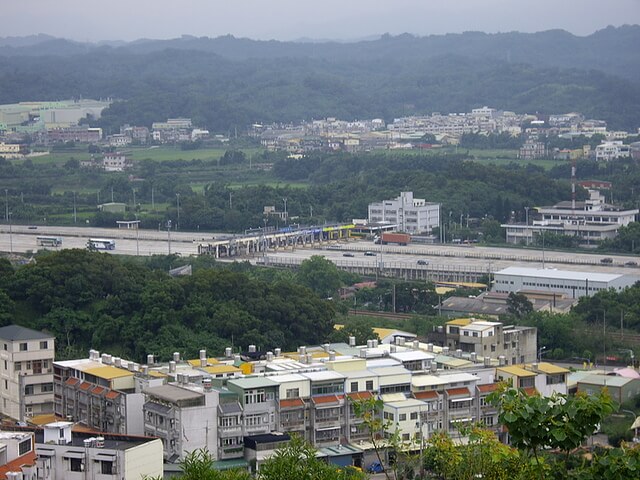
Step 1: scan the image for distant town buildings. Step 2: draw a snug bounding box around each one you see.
[368,192,440,234]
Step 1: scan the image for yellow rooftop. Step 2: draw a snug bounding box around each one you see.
[187,358,220,367]
[526,362,570,375]
[201,365,241,374]
[446,318,473,326]
[497,365,537,377]
[83,365,134,380]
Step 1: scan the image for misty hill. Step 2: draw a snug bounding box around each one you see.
[2,26,639,80]
[0,27,639,132]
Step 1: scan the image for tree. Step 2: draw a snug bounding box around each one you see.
[144,448,251,480]
[488,384,615,478]
[297,255,344,299]
[507,292,533,318]
[258,435,365,480]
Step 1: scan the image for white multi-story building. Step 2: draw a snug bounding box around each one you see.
[0,325,55,421]
[503,189,638,246]
[595,141,630,161]
[368,192,440,234]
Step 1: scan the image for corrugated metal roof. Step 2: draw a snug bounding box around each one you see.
[495,266,625,282]
[497,365,536,377]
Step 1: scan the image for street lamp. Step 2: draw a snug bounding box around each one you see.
[4,189,7,222]
[166,220,172,255]
[134,214,140,257]
[537,346,547,363]
[283,197,288,223]
[73,191,77,224]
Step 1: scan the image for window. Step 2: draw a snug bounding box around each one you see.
[410,412,418,420]
[399,413,406,421]
[402,433,410,441]
[285,388,299,399]
[350,381,358,392]
[70,458,83,472]
[4,380,7,389]
[245,414,262,427]
[220,416,238,427]
[3,360,6,370]
[100,461,113,475]
[18,438,31,456]
[40,341,48,349]
[32,360,42,374]
[41,383,54,393]
[244,389,266,404]
[19,343,28,351]
[14,362,21,372]
[365,380,374,391]
[3,343,6,351]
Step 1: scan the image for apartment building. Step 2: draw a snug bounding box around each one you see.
[595,141,631,161]
[0,325,55,421]
[443,318,537,365]
[53,350,163,435]
[368,192,440,234]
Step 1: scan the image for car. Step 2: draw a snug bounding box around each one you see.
[600,257,613,264]
[364,251,376,256]
[417,259,428,265]
[343,252,355,257]
[625,261,638,267]
[367,462,384,474]
[27,225,38,229]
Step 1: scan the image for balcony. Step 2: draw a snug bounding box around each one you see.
[219,446,244,460]
[218,425,242,437]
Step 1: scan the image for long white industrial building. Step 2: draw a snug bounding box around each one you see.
[493,266,640,299]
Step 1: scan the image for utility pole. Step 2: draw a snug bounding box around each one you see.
[151,186,155,211]
[4,189,8,222]
[73,191,77,224]
[8,211,13,254]
[283,197,288,222]
[135,215,140,256]
[176,193,180,231]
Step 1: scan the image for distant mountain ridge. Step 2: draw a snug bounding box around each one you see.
[1,26,639,80]
[0,27,639,132]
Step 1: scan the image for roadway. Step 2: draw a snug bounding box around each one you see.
[1,225,639,277]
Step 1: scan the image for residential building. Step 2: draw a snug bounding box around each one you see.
[107,134,131,148]
[493,266,640,299]
[439,291,577,317]
[53,350,161,435]
[45,126,102,144]
[0,325,55,421]
[0,431,37,479]
[576,374,640,404]
[368,192,440,234]
[102,153,129,172]
[0,142,26,158]
[34,421,162,480]
[595,141,631,161]
[518,140,546,159]
[442,318,537,365]
[143,382,221,463]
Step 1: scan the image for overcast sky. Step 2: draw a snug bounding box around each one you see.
[2,0,639,42]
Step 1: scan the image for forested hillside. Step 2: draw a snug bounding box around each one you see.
[0,251,335,361]
[1,27,639,132]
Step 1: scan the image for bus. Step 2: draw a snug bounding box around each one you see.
[88,238,116,250]
[36,236,63,247]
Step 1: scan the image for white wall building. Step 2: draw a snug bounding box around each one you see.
[0,325,55,421]
[493,266,640,299]
[503,189,638,246]
[34,421,163,480]
[595,141,630,161]
[368,192,440,234]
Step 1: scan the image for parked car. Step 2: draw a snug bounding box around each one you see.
[364,251,376,256]
[367,462,384,473]
[27,225,37,229]
[417,259,428,265]
[343,252,355,257]
[600,257,613,264]
[625,261,638,267]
